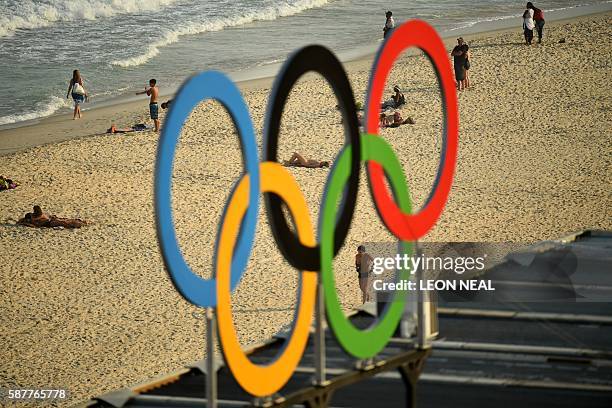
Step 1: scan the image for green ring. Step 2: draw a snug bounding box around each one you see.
[321,133,414,359]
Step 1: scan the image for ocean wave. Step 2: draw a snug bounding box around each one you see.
[0,96,70,125]
[256,57,285,67]
[447,14,518,31]
[110,0,330,68]
[0,0,178,38]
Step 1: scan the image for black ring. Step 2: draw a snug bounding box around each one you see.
[263,45,361,271]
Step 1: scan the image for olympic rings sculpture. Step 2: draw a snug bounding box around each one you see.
[155,20,458,397]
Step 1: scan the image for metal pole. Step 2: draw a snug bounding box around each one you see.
[415,243,430,349]
[314,280,327,386]
[206,307,217,408]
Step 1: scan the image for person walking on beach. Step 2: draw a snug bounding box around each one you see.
[383,11,395,39]
[451,38,467,91]
[136,79,160,132]
[528,2,545,43]
[522,5,535,45]
[66,69,87,120]
[355,245,374,303]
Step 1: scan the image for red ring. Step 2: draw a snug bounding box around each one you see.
[365,20,459,240]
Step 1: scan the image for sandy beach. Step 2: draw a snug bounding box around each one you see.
[1,12,611,407]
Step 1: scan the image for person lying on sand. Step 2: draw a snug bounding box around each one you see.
[283,152,330,169]
[380,111,415,128]
[17,206,87,229]
[0,176,19,191]
[379,112,392,128]
[106,123,150,134]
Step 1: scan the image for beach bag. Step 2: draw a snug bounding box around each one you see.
[73,82,85,95]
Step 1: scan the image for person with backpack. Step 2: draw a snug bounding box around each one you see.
[66,69,88,120]
[527,2,545,43]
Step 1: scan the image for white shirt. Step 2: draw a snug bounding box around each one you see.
[385,17,395,30]
[523,9,535,30]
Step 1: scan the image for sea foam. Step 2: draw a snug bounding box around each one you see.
[0,0,178,37]
[0,96,70,125]
[110,0,330,68]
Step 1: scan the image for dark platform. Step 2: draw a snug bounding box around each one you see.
[82,231,612,407]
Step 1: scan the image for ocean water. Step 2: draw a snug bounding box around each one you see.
[0,0,608,126]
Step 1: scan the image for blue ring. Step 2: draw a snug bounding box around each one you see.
[154,71,260,307]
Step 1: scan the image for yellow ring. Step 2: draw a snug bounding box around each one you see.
[216,161,317,397]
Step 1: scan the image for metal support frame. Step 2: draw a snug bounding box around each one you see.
[273,348,430,408]
[397,356,427,407]
[314,281,329,387]
[205,307,217,408]
[415,243,432,350]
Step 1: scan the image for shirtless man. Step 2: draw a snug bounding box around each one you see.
[355,245,374,303]
[283,152,330,169]
[136,78,160,131]
[17,205,87,229]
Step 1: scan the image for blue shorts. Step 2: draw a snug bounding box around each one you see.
[72,93,85,106]
[149,103,159,120]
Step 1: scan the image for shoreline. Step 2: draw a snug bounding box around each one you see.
[0,3,610,156]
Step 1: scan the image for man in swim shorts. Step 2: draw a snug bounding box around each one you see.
[355,245,374,303]
[136,78,160,132]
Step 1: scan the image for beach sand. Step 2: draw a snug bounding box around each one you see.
[1,13,611,407]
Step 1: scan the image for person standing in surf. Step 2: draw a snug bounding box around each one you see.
[383,11,395,39]
[66,69,88,120]
[136,79,160,132]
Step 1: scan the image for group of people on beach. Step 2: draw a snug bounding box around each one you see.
[523,2,546,45]
[287,84,412,169]
[64,4,547,131]
[66,71,165,132]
